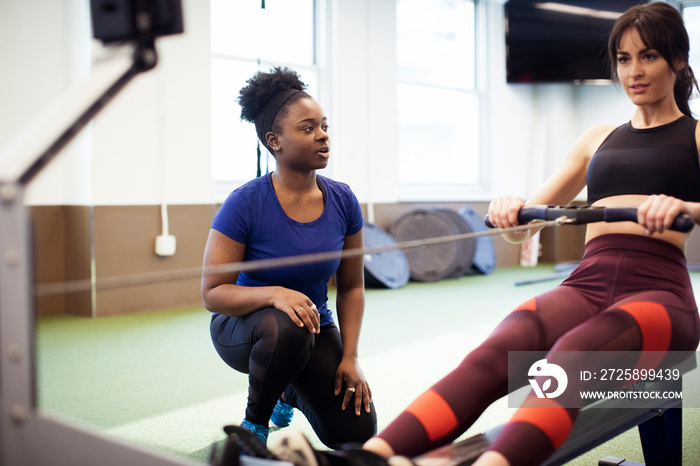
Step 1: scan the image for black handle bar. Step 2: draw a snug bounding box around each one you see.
[484,205,695,233]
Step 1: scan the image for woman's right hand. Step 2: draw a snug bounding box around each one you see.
[272,288,321,333]
[487,196,525,229]
[487,196,533,244]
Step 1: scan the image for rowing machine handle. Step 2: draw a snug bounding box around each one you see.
[484,206,695,233]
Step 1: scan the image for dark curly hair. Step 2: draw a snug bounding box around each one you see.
[238,66,309,130]
[237,67,310,176]
[608,2,698,117]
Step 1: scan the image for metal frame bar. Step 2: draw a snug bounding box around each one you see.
[0,41,202,466]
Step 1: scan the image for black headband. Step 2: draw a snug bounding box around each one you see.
[254,89,303,147]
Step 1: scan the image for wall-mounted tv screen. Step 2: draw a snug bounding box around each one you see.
[505,1,647,84]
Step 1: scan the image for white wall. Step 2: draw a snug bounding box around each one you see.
[0,0,92,205]
[0,0,640,207]
[89,0,212,205]
[0,0,212,206]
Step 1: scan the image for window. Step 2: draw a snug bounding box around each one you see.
[396,0,481,199]
[210,0,322,198]
[683,2,700,116]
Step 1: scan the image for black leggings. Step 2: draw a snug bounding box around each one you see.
[378,234,700,465]
[210,307,377,448]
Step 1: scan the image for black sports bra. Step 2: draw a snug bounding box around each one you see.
[587,116,700,205]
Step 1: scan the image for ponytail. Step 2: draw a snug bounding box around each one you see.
[674,64,699,117]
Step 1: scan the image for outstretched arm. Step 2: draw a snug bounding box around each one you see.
[488,124,615,243]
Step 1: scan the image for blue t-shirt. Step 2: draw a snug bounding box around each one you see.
[211,173,363,326]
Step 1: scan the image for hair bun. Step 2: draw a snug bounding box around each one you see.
[238,66,307,123]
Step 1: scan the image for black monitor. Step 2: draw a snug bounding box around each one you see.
[505,0,647,84]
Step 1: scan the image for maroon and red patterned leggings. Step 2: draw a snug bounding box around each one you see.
[378,234,700,465]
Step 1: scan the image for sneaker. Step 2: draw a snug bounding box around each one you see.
[271,398,295,427]
[269,429,322,466]
[221,424,275,460]
[238,419,270,447]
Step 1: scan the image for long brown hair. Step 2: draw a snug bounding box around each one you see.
[608,2,698,116]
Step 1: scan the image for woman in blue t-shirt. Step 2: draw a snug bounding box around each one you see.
[201,67,376,447]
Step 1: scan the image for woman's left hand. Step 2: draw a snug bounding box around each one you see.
[637,194,695,234]
[334,357,372,416]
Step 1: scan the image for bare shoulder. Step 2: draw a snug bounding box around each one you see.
[578,123,617,153]
[586,122,617,136]
[562,124,616,167]
[569,125,615,163]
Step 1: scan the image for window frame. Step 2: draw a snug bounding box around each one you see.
[396,0,489,201]
[209,0,330,202]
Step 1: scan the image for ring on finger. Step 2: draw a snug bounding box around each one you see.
[296,307,303,313]
[346,387,356,393]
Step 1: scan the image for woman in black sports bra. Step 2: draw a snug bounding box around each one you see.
[361,3,700,466]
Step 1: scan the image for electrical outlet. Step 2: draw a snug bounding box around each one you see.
[155,234,177,257]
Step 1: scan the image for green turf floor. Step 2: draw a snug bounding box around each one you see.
[36,265,700,465]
